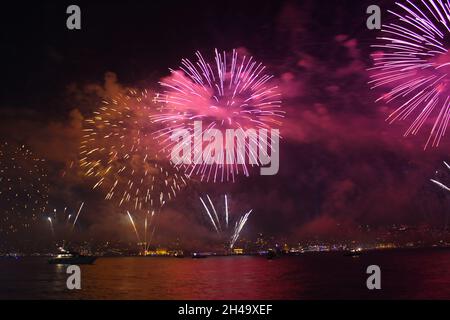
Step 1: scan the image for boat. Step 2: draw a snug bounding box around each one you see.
[344,248,363,257]
[48,248,97,265]
[191,252,208,259]
[266,249,277,260]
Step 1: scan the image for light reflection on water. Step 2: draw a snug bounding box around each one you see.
[1,249,450,299]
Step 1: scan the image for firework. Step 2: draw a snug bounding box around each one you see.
[0,142,49,236]
[200,194,252,249]
[126,210,156,253]
[45,203,85,239]
[431,161,450,191]
[79,89,188,217]
[47,217,54,237]
[153,49,284,182]
[71,202,84,232]
[370,0,450,148]
[127,211,141,242]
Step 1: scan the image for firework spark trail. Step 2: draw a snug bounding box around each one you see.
[207,194,221,232]
[153,49,284,182]
[127,211,141,243]
[431,178,450,191]
[71,202,84,232]
[431,161,450,191]
[144,213,148,250]
[45,203,85,241]
[143,209,156,251]
[225,194,229,228]
[200,196,219,233]
[0,142,49,236]
[370,0,450,148]
[199,194,252,249]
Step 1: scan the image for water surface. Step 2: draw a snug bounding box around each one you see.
[1,249,450,299]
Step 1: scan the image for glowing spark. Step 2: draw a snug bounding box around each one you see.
[431,161,450,191]
[431,178,450,191]
[225,194,229,228]
[230,209,252,249]
[47,217,54,237]
[199,194,252,249]
[199,196,219,233]
[207,194,221,232]
[144,213,148,250]
[0,142,49,236]
[71,202,84,232]
[127,211,141,243]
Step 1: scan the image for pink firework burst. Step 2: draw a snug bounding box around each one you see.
[153,49,284,183]
[370,0,450,148]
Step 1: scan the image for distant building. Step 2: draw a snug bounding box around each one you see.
[145,247,169,256]
[232,248,244,255]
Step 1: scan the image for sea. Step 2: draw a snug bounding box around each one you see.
[1,248,450,299]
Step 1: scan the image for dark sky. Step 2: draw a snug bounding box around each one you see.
[2,0,374,113]
[1,0,449,250]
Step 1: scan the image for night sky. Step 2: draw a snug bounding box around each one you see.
[1,0,449,250]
